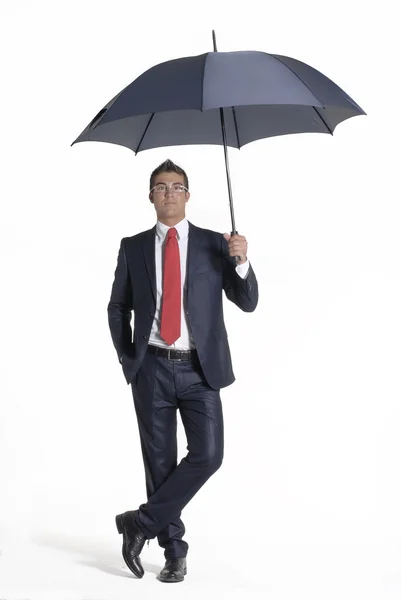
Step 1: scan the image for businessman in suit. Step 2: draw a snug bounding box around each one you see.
[107,159,258,582]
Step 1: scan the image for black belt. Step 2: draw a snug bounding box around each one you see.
[147,344,197,361]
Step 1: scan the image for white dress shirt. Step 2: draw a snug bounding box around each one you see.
[149,217,250,350]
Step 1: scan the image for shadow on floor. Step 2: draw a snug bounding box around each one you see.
[31,531,160,578]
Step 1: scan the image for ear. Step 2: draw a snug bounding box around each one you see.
[185,191,190,202]
[149,192,154,203]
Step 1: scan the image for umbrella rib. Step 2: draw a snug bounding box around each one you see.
[232,106,241,148]
[135,113,155,154]
[272,55,333,135]
[312,107,333,135]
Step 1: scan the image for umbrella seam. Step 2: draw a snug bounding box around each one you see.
[135,114,155,154]
[272,55,333,135]
[201,53,208,111]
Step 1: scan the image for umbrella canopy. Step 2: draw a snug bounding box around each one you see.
[72,35,365,247]
[71,50,365,154]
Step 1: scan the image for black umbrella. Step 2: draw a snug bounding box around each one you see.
[72,31,365,240]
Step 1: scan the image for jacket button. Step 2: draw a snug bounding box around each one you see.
[143,335,148,339]
[149,312,154,317]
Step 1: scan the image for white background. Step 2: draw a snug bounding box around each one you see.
[0,1,400,598]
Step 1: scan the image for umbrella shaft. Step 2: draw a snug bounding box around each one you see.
[219,107,237,236]
[213,31,238,240]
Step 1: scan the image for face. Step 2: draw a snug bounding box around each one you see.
[149,171,190,226]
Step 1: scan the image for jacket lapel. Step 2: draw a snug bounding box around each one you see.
[142,224,157,304]
[186,220,202,295]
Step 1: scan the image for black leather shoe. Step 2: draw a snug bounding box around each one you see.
[115,511,147,578]
[158,558,187,583]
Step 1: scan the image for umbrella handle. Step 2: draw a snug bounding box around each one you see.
[231,229,242,264]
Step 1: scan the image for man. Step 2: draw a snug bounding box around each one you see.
[108,159,258,583]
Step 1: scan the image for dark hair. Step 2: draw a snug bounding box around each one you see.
[150,159,189,191]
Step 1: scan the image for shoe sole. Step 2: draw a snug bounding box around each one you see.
[158,573,186,583]
[115,514,144,579]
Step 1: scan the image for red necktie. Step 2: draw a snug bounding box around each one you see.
[160,227,181,345]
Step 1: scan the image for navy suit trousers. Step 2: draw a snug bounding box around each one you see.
[130,346,224,558]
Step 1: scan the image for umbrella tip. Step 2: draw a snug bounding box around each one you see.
[212,30,217,52]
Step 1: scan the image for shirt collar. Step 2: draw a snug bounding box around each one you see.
[156,217,188,241]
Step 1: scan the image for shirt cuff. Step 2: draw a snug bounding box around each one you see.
[235,259,250,279]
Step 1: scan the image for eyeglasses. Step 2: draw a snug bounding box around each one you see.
[150,183,188,194]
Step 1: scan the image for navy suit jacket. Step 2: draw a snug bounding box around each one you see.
[107,220,259,389]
